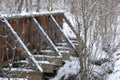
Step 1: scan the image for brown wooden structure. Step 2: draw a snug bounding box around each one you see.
[0,11,78,79]
[0,12,63,63]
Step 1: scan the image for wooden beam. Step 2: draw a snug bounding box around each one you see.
[0,11,64,19]
[3,18,43,73]
[50,15,76,50]
[31,17,62,57]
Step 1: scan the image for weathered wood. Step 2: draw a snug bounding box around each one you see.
[12,60,54,73]
[36,49,71,60]
[3,18,43,73]
[0,11,64,19]
[34,55,62,66]
[0,13,64,62]
[3,68,42,80]
[50,15,76,50]
[31,17,62,57]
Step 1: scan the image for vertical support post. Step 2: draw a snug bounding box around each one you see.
[31,17,62,57]
[3,18,43,73]
[50,15,76,50]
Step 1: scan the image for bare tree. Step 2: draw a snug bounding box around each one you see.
[68,0,119,80]
[36,0,40,12]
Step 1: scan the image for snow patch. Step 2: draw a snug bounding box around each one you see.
[50,56,80,80]
[107,70,120,80]
[0,10,64,18]
[63,13,76,39]
[0,78,27,80]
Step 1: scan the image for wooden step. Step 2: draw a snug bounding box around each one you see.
[12,60,54,73]
[56,46,71,50]
[69,38,77,40]
[38,50,70,60]
[62,39,78,44]
[3,68,42,80]
[33,55,62,66]
[46,46,71,50]
[0,78,28,80]
[56,42,78,47]
[39,49,69,55]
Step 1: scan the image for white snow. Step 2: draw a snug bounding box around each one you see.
[106,52,120,80]
[50,56,80,80]
[3,68,34,72]
[107,71,120,80]
[0,78,27,80]
[16,60,50,64]
[0,10,64,19]
[63,13,76,39]
[106,16,120,80]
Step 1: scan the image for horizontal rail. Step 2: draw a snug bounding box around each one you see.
[0,11,64,19]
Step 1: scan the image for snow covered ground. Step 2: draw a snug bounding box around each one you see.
[106,16,120,80]
[51,13,120,80]
[107,53,120,80]
[50,56,80,80]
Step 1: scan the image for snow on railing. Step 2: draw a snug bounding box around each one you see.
[0,10,64,19]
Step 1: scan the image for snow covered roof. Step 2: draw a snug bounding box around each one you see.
[0,10,64,19]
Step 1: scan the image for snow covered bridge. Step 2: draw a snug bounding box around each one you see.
[0,11,78,80]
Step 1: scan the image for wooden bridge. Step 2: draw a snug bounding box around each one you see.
[0,11,78,80]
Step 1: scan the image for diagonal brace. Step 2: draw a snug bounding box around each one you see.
[63,14,76,35]
[3,18,43,73]
[50,15,76,50]
[31,17,62,57]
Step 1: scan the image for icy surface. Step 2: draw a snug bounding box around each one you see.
[50,56,80,80]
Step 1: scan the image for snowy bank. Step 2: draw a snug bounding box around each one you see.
[50,56,80,80]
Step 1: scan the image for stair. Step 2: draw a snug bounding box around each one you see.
[0,13,79,80]
[1,38,78,80]
[3,68,42,80]
[0,78,28,80]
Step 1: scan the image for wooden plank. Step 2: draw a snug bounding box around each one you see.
[12,60,54,73]
[3,18,43,73]
[34,55,62,66]
[3,68,42,80]
[0,11,64,19]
